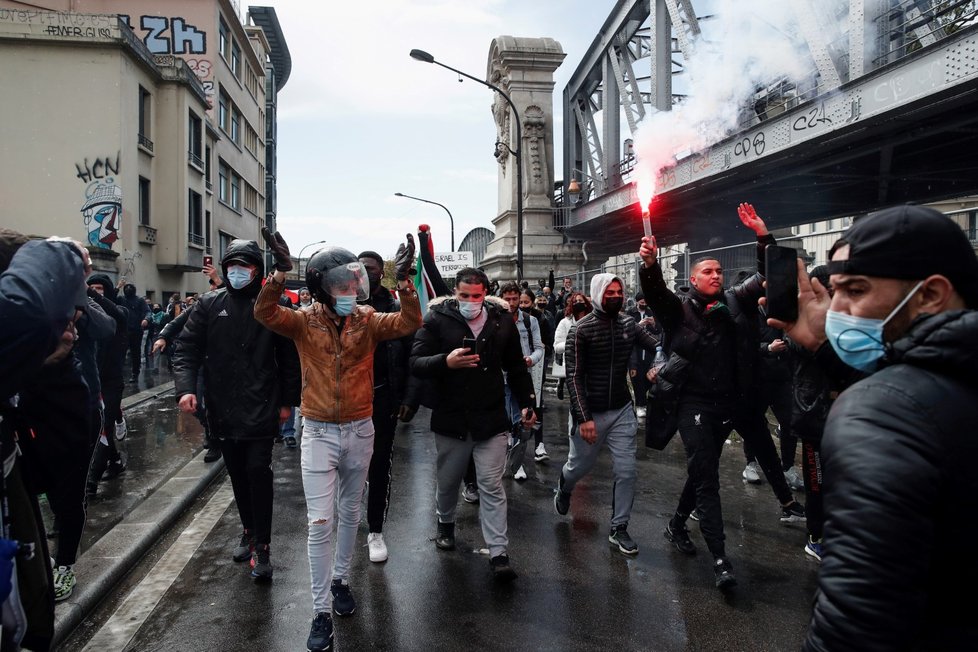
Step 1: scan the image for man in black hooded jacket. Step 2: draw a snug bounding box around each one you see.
[772,205,978,652]
[173,240,300,581]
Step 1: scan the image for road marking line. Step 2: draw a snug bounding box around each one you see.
[82,480,234,652]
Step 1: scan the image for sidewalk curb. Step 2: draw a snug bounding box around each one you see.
[52,389,226,647]
[121,380,176,410]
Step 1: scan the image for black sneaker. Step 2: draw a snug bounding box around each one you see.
[232,530,254,563]
[105,455,127,479]
[489,554,518,582]
[461,483,480,504]
[553,473,571,516]
[714,558,737,590]
[285,436,298,449]
[435,522,455,551]
[330,578,356,616]
[609,524,639,556]
[306,612,333,652]
[251,544,273,581]
[203,447,222,463]
[664,521,697,555]
[780,501,806,524]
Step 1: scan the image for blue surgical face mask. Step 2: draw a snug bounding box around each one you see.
[332,295,356,316]
[824,281,923,372]
[458,299,484,321]
[226,265,253,290]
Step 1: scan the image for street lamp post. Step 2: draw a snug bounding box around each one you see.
[409,48,523,280]
[394,192,455,251]
[297,240,328,280]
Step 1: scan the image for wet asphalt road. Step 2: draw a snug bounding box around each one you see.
[60,379,819,652]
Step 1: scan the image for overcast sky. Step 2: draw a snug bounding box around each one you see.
[261,0,615,260]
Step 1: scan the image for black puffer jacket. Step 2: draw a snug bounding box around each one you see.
[804,310,978,652]
[368,288,419,408]
[410,295,533,440]
[565,309,658,423]
[640,235,774,408]
[173,240,300,439]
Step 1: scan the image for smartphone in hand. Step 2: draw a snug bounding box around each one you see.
[462,336,478,355]
[765,245,799,322]
[203,255,213,268]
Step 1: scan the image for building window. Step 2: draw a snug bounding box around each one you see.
[244,182,259,215]
[231,108,240,145]
[231,41,241,78]
[219,91,229,132]
[205,145,212,190]
[188,190,204,246]
[231,173,240,210]
[205,210,213,252]
[219,19,229,60]
[219,231,235,259]
[138,86,152,150]
[219,161,229,203]
[188,111,202,167]
[138,177,150,226]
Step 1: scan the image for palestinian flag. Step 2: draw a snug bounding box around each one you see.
[413,224,451,313]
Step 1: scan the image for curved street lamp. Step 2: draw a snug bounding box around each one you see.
[409,48,524,280]
[394,192,455,251]
[297,240,328,280]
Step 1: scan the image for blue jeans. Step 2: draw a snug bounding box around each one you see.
[301,417,374,613]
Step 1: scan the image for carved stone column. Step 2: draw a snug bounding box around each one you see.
[480,36,584,283]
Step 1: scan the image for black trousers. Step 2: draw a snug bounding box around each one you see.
[220,437,275,546]
[802,440,824,540]
[734,407,794,505]
[746,379,798,470]
[675,409,733,559]
[367,386,398,533]
[127,331,142,377]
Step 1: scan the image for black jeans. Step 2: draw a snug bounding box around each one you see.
[735,407,795,505]
[220,437,275,546]
[746,380,798,470]
[367,386,398,533]
[675,408,733,559]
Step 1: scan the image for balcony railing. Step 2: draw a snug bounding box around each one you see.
[188,151,204,169]
[138,133,154,152]
[188,232,205,246]
[206,180,213,192]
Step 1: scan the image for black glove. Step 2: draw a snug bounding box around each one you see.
[261,227,293,272]
[393,233,416,281]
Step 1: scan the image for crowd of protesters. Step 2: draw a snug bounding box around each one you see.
[1,199,976,651]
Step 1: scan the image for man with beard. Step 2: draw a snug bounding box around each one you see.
[554,273,659,555]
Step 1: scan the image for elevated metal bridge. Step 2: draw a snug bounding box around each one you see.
[559,0,978,251]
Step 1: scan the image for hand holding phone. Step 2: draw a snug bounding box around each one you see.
[462,337,478,356]
[203,255,213,268]
[765,245,799,323]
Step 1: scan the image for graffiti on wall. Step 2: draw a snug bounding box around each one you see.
[121,15,213,107]
[76,154,121,250]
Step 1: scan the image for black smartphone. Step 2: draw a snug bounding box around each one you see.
[462,337,478,355]
[203,255,213,268]
[765,245,799,322]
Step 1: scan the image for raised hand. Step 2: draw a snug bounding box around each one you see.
[393,233,417,281]
[737,203,769,236]
[639,235,658,267]
[261,227,293,272]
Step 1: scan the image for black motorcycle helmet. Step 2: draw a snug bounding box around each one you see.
[305,246,368,308]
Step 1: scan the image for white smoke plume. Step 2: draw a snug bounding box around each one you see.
[633,0,834,205]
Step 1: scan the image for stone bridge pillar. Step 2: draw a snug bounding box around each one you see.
[480,36,584,284]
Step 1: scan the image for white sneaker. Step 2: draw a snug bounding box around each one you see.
[514,465,527,481]
[784,466,804,491]
[635,406,647,418]
[742,461,762,484]
[533,443,549,463]
[114,417,128,441]
[367,532,388,563]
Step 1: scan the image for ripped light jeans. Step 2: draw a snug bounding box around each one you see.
[301,417,374,613]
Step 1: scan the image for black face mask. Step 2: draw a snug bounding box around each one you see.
[603,297,623,316]
[152,307,162,314]
[571,303,588,316]
[367,272,383,293]
[124,287,136,298]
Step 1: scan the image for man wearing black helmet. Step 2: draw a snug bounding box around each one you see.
[255,229,421,652]
[173,239,301,584]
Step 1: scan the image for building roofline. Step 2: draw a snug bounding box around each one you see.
[247,5,291,92]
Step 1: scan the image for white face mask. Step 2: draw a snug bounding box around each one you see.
[458,300,484,321]
[226,265,254,289]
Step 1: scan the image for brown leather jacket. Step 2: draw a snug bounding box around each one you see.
[254,276,422,423]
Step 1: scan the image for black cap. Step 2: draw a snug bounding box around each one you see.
[827,205,978,308]
[358,250,384,268]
